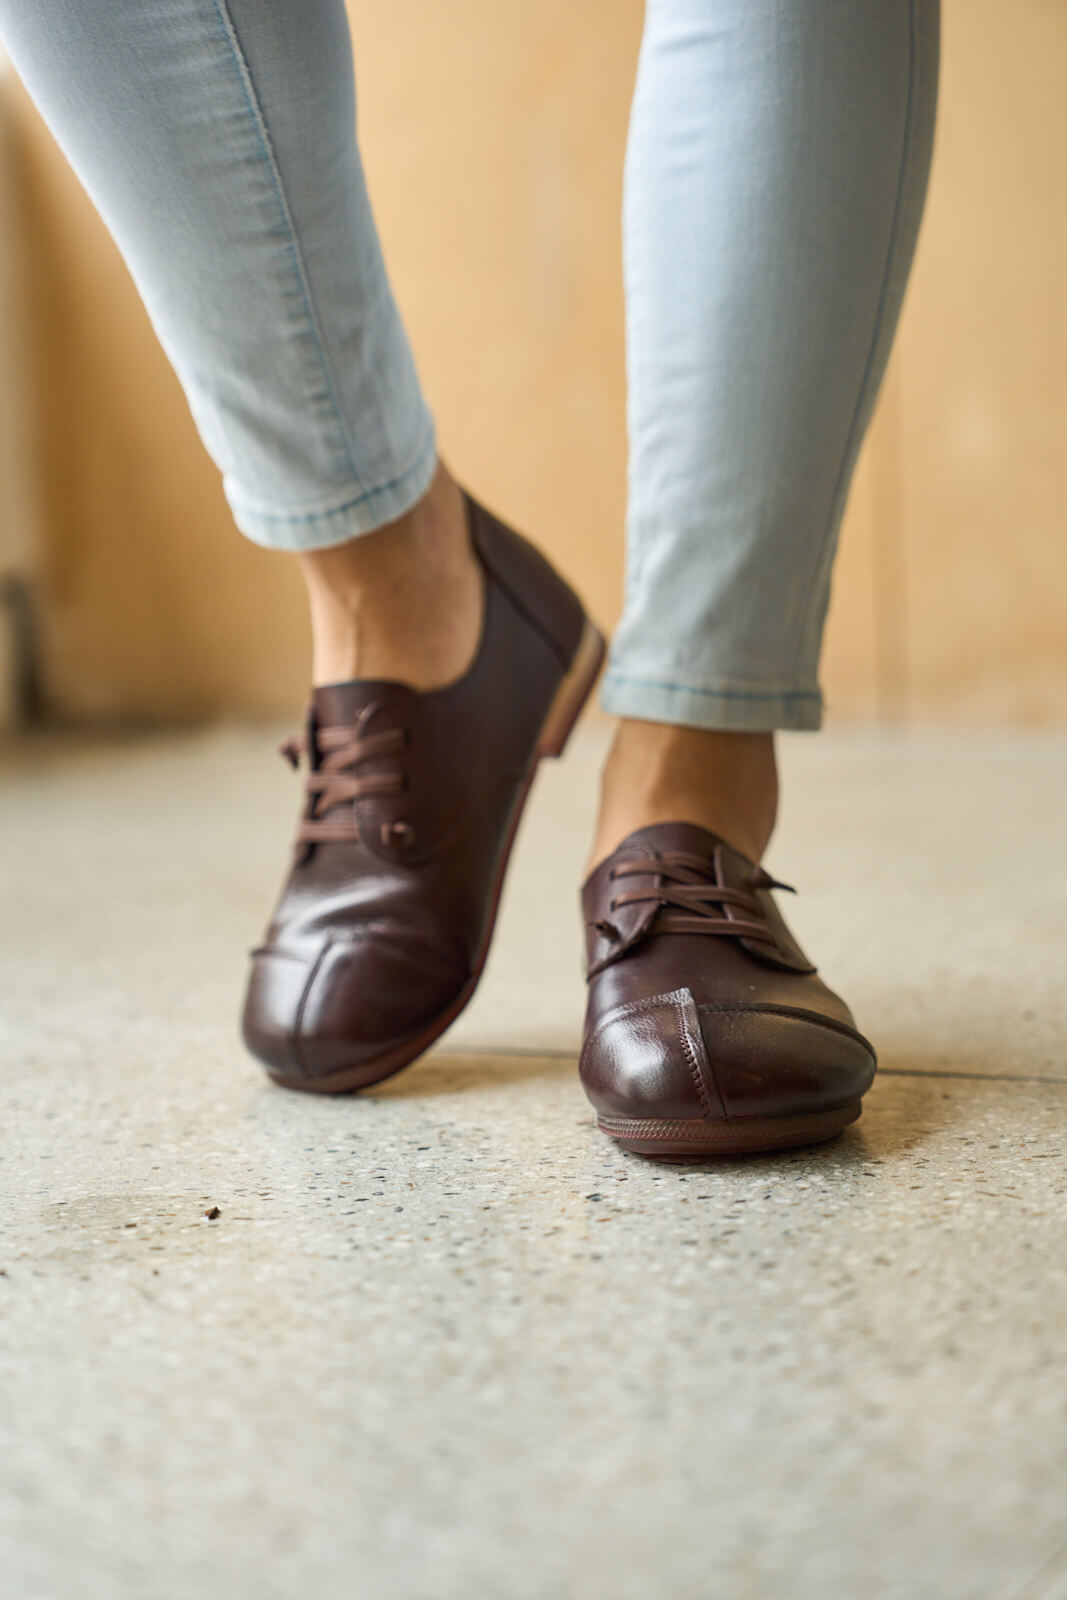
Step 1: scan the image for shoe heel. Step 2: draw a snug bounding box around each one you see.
[537,618,606,760]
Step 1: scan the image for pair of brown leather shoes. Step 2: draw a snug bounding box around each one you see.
[243,495,875,1156]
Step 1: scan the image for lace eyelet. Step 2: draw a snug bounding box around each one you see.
[608,899,619,912]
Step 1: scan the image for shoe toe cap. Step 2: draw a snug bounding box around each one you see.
[697,1003,876,1119]
[580,989,721,1122]
[241,947,308,1077]
[242,932,468,1086]
[580,987,875,1124]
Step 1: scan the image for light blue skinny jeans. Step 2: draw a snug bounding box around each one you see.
[0,0,938,732]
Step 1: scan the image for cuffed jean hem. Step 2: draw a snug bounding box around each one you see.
[227,421,438,553]
[600,672,824,733]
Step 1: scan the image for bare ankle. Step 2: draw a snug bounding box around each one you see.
[587,719,779,875]
[298,460,484,688]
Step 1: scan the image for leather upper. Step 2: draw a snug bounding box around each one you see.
[242,494,585,1085]
[580,823,876,1125]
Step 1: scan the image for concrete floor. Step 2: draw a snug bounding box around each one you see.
[1,718,1065,1600]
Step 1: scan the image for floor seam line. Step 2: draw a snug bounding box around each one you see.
[435,1047,1067,1087]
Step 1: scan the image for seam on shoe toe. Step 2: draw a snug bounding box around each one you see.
[675,996,717,1122]
[292,937,334,1077]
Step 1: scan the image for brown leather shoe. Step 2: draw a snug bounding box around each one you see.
[580,823,876,1155]
[243,493,604,1093]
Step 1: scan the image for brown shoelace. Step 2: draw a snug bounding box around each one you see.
[281,706,408,846]
[596,849,793,943]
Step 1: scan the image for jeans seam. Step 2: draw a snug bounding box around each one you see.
[788,0,924,681]
[602,672,819,703]
[210,0,366,495]
[229,421,435,525]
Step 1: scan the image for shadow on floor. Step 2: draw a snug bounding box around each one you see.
[360,1047,993,1168]
[262,1024,1052,1181]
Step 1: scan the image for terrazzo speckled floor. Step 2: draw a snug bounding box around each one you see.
[1,720,1065,1599]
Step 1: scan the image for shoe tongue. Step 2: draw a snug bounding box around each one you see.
[582,822,735,978]
[612,820,741,866]
[312,678,415,728]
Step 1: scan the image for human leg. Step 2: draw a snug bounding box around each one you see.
[581,0,940,1154]
[592,0,939,868]
[0,0,484,687]
[0,0,603,1085]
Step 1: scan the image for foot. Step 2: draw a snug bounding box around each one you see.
[586,719,778,876]
[579,823,876,1157]
[243,493,605,1092]
[299,460,484,690]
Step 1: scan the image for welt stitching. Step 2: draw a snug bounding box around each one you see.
[210,0,366,493]
[675,998,714,1122]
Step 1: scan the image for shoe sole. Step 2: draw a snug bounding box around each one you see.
[268,616,607,1096]
[597,1100,863,1157]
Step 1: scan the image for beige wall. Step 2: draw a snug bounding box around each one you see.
[5,0,1066,725]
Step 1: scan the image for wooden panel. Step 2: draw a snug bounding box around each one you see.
[0,64,37,727]
[5,0,1065,725]
[891,0,1067,723]
[348,0,637,639]
[9,85,309,723]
